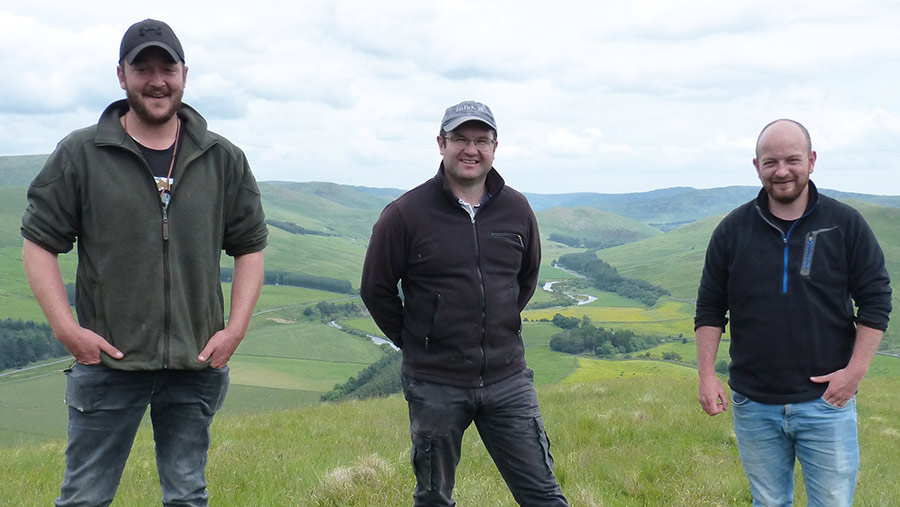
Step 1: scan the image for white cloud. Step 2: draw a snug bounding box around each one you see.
[2,1,900,195]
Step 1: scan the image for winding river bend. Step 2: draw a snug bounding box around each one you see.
[542,281,598,306]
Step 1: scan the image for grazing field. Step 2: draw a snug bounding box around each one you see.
[523,298,697,338]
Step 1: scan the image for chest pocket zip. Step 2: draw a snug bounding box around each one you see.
[490,232,525,249]
[800,227,838,276]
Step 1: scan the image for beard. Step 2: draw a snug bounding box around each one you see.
[764,177,808,204]
[125,87,182,126]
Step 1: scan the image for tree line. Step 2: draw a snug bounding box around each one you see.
[555,250,670,306]
[548,314,664,357]
[549,230,647,250]
[266,219,336,237]
[0,318,67,371]
[321,350,402,402]
[220,268,355,294]
[307,301,364,321]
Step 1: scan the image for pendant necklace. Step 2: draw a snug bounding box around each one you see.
[124,113,181,210]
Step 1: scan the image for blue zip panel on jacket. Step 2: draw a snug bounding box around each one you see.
[755,203,817,294]
[782,222,796,293]
[781,218,811,293]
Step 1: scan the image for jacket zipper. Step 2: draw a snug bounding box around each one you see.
[161,202,172,368]
[135,149,173,369]
[471,218,487,387]
[755,203,817,294]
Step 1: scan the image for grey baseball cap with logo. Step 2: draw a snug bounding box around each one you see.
[119,19,185,64]
[441,100,498,133]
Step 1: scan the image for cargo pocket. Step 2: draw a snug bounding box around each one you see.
[533,415,555,474]
[64,363,111,413]
[411,432,434,491]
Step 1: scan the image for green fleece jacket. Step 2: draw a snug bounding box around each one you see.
[22,100,268,370]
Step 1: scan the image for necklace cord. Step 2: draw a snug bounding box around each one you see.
[123,112,180,198]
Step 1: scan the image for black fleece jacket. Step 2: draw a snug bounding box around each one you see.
[360,164,541,388]
[695,182,892,404]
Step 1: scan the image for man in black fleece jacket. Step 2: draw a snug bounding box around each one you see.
[361,100,568,506]
[695,119,891,506]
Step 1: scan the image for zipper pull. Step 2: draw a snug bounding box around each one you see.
[161,190,171,241]
[425,336,429,351]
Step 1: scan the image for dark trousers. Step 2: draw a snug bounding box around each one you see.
[402,369,569,506]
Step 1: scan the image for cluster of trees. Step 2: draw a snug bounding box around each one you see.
[556,251,670,306]
[266,219,335,237]
[0,319,67,370]
[526,289,576,309]
[321,350,402,402]
[220,268,355,294]
[306,301,365,321]
[549,231,645,250]
[548,314,663,357]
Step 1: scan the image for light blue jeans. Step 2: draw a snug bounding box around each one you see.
[731,390,859,507]
[55,363,229,507]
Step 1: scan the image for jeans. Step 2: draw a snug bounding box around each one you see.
[56,363,230,507]
[731,390,859,507]
[402,368,568,507]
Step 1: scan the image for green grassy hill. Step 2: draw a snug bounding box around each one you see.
[535,206,662,246]
[3,153,900,503]
[4,367,900,505]
[258,181,397,242]
[0,284,390,446]
[595,202,900,348]
[599,215,721,300]
[0,155,48,187]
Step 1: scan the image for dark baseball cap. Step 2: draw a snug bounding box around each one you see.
[441,100,497,133]
[119,19,185,64]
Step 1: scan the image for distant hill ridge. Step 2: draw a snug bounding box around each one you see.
[5,154,897,230]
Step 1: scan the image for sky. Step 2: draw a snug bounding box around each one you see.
[2,1,899,195]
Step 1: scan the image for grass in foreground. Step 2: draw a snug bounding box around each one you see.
[5,372,899,506]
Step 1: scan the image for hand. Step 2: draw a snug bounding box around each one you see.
[810,368,863,407]
[698,375,728,416]
[198,327,243,368]
[59,327,123,364]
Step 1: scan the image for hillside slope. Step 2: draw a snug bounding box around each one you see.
[598,202,900,348]
[4,372,899,505]
[0,155,48,187]
[536,206,662,247]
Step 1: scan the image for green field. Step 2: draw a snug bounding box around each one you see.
[0,312,388,447]
[524,298,697,338]
[5,366,900,505]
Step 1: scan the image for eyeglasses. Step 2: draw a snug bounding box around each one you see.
[443,136,496,151]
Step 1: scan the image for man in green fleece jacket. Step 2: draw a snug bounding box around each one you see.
[21,19,267,506]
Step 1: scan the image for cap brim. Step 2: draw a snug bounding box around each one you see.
[443,115,497,133]
[124,42,182,64]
